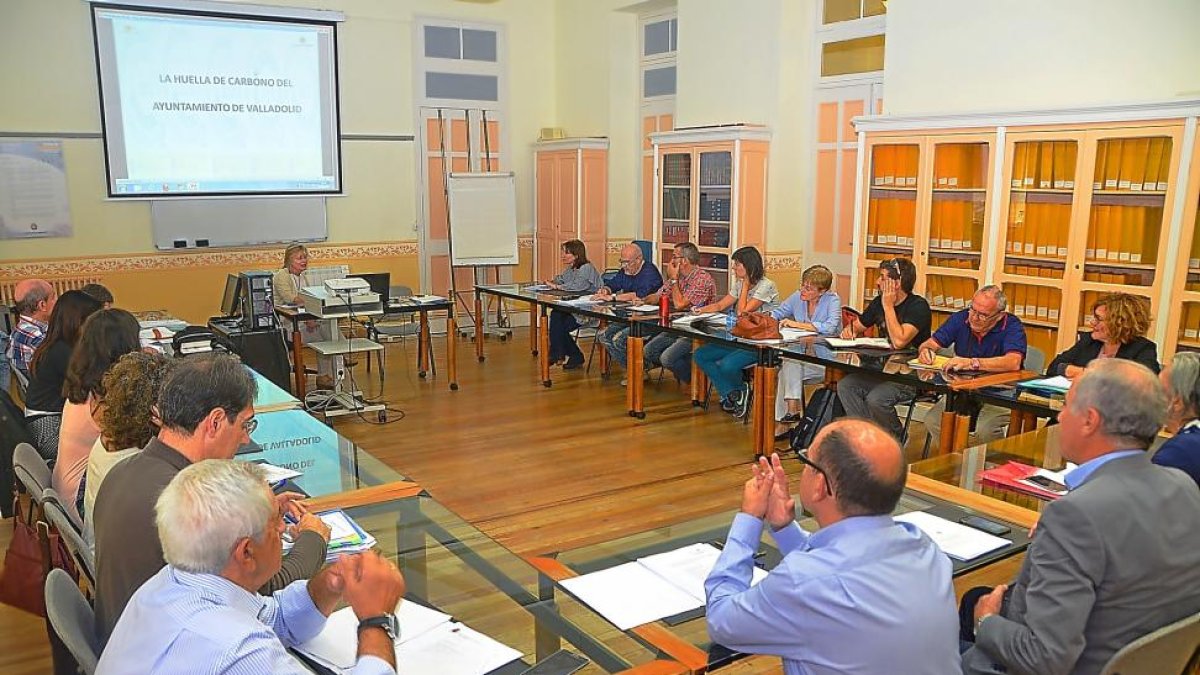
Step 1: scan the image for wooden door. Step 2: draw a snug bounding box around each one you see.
[534,150,558,281]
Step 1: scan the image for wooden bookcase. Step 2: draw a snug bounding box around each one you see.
[533,138,608,281]
[650,125,770,297]
[852,101,1200,364]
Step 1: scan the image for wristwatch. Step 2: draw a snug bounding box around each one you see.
[975,612,994,632]
[358,613,399,641]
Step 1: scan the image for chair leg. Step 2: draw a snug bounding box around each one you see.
[899,394,920,447]
[921,433,932,460]
[585,337,597,374]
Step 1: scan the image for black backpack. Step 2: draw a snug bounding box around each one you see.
[790,386,842,452]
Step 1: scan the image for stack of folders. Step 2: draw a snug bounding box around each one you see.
[560,542,767,631]
[894,512,1009,561]
[296,600,522,675]
[285,509,377,563]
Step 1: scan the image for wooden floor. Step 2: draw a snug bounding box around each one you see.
[0,328,950,673]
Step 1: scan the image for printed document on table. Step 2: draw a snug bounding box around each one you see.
[296,600,454,670]
[560,561,702,630]
[638,543,767,603]
[251,461,301,484]
[628,304,659,312]
[672,312,724,325]
[825,337,892,349]
[395,622,523,675]
[1017,375,1072,392]
[895,511,1009,561]
[562,295,602,306]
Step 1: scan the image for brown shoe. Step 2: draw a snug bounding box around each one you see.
[316,375,335,390]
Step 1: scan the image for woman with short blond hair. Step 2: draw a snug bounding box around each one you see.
[772,265,842,439]
[1047,292,1159,378]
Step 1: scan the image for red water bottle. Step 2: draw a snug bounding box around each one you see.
[659,290,670,322]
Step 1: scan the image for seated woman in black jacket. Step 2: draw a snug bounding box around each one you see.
[1046,292,1159,378]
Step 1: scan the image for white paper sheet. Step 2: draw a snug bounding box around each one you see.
[560,561,703,630]
[296,600,455,670]
[395,622,523,675]
[637,543,767,603]
[252,461,302,484]
[824,337,892,349]
[895,511,1010,561]
[627,304,659,312]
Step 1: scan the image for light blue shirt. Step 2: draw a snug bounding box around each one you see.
[97,566,392,675]
[1063,449,1143,490]
[771,290,842,336]
[705,513,959,675]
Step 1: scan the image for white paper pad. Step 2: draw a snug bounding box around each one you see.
[825,337,892,349]
[628,304,659,312]
[895,511,1010,561]
[560,543,767,631]
[1017,375,1072,392]
[411,295,446,303]
[395,623,523,675]
[560,561,701,631]
[297,601,454,670]
[523,284,550,291]
[561,295,603,306]
[671,312,724,326]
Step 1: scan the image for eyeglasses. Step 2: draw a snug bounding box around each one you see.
[968,306,1002,321]
[619,258,636,265]
[795,449,834,496]
[241,416,259,434]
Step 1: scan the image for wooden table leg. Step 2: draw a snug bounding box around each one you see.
[938,409,958,456]
[539,309,551,387]
[529,301,538,356]
[292,326,305,397]
[690,339,707,407]
[758,364,778,456]
[474,291,485,362]
[627,334,645,419]
[597,321,609,377]
[750,366,766,456]
[447,310,459,391]
[418,311,430,378]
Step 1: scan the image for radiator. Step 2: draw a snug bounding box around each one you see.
[0,276,104,306]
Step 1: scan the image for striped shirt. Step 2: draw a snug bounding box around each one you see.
[8,315,46,376]
[659,267,717,309]
[97,567,392,674]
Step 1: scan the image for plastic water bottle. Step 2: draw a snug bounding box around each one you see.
[726,310,736,333]
[659,291,670,322]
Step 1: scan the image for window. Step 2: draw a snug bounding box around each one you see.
[640,12,677,240]
[417,20,503,105]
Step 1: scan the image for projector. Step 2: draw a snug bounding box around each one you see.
[324,278,370,295]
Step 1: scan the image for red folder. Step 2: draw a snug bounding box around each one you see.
[979,462,1063,501]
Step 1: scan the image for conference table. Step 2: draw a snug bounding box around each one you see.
[472,284,1033,457]
[276,297,458,398]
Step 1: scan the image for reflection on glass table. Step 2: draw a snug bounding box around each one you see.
[236,409,407,499]
[333,494,675,674]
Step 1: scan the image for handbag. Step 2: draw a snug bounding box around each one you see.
[731,312,782,340]
[0,496,74,617]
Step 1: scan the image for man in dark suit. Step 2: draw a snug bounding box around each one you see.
[962,358,1200,675]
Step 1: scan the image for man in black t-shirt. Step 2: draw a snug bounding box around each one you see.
[836,258,932,439]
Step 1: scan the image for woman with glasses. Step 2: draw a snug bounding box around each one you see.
[692,246,780,417]
[546,239,602,369]
[772,265,842,439]
[1155,351,1200,486]
[53,308,142,524]
[1046,293,1159,378]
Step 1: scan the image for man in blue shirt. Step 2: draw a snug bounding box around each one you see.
[98,460,406,674]
[705,420,959,674]
[918,284,1027,445]
[595,242,663,379]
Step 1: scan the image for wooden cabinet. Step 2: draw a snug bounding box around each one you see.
[853,101,1200,363]
[650,126,769,297]
[534,139,608,281]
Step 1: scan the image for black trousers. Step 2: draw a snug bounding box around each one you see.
[548,310,584,363]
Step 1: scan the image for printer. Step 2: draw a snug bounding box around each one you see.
[300,278,383,318]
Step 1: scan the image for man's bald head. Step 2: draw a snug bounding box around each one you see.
[811,418,907,517]
[13,279,55,319]
[621,243,643,261]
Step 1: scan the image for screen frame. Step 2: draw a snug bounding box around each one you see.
[90,1,344,199]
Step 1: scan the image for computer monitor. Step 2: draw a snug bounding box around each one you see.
[349,272,390,306]
[220,273,243,316]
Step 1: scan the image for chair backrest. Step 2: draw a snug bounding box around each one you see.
[601,269,621,286]
[390,285,414,299]
[1025,345,1047,375]
[631,239,654,264]
[43,495,96,586]
[44,567,100,675]
[13,442,51,501]
[1099,610,1200,675]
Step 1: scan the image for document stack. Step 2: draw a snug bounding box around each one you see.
[285,509,377,562]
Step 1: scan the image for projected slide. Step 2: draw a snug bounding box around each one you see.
[93,7,340,197]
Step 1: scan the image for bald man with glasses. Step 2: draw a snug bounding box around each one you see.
[704,419,959,674]
[918,285,1027,446]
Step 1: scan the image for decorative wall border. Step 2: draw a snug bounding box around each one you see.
[0,236,538,280]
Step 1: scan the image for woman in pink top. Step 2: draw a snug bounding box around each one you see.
[52,309,141,523]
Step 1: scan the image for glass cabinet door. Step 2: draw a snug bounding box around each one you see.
[928,142,988,272]
[697,151,732,249]
[865,143,919,261]
[660,152,691,245]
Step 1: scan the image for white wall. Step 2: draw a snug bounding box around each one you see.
[884,0,1200,115]
[0,0,556,261]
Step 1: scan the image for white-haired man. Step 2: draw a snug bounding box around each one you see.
[97,460,406,674]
